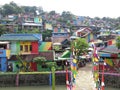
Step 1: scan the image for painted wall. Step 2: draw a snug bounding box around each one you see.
[6,50,10,59]
[30,62,37,71]
[0,57,7,72]
[45,23,52,30]
[52,33,69,37]
[90,33,94,41]
[31,42,38,54]
[37,64,50,71]
[88,33,90,42]
[16,42,20,53]
[8,61,16,72]
[8,61,27,72]
[0,49,10,59]
[0,50,6,57]
[34,17,42,23]
[9,41,39,55]
[10,41,17,55]
[39,42,52,51]
[53,28,69,33]
[10,41,20,55]
[20,41,31,54]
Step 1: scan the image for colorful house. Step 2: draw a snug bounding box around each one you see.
[18,15,43,31]
[0,41,10,72]
[0,34,42,55]
[71,27,94,42]
[0,33,55,72]
[0,34,42,72]
[52,27,70,43]
[99,45,120,72]
[45,23,53,30]
[52,27,70,51]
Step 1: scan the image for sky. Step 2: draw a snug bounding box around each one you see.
[1,0,120,18]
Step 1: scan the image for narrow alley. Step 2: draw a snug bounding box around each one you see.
[75,63,96,90]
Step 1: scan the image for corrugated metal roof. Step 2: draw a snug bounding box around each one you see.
[99,45,120,54]
[22,23,42,26]
[0,34,42,41]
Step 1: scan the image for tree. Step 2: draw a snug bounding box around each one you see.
[0,24,7,35]
[71,38,89,58]
[33,57,46,64]
[33,56,57,70]
[2,1,23,16]
[49,10,56,15]
[94,17,100,20]
[40,30,52,41]
[0,7,4,15]
[33,56,47,69]
[22,6,37,15]
[3,4,15,15]
[116,36,120,49]
[61,11,73,22]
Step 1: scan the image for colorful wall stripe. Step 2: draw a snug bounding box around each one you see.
[6,49,10,59]
[39,42,52,51]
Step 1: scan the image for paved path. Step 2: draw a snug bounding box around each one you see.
[75,63,96,90]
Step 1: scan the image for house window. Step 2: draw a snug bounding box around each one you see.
[25,45,29,52]
[0,44,7,49]
[30,45,32,51]
[20,45,23,51]
[20,42,32,53]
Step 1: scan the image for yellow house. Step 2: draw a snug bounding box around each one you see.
[45,23,53,30]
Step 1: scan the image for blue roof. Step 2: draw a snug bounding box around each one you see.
[0,34,42,41]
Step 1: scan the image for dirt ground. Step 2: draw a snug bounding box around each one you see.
[75,63,96,90]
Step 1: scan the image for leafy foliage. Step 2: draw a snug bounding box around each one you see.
[0,24,7,35]
[40,30,52,41]
[2,1,23,16]
[17,29,40,34]
[71,38,89,57]
[22,6,37,15]
[116,36,120,49]
[1,1,120,33]
[46,62,57,68]
[33,57,46,64]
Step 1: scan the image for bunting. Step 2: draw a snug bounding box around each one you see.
[91,42,100,90]
[71,59,77,80]
[65,57,77,90]
[70,58,77,90]
[101,61,106,90]
[104,59,113,66]
[66,65,70,90]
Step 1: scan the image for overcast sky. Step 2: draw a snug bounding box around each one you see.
[1,0,120,18]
